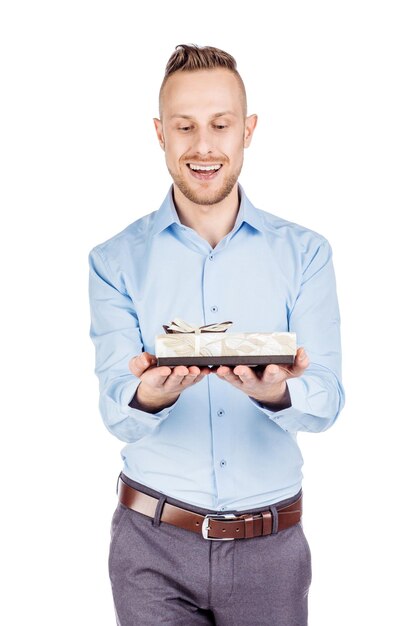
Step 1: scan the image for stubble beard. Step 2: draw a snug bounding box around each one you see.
[168,161,243,206]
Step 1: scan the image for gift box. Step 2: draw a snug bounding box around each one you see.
[155,318,296,367]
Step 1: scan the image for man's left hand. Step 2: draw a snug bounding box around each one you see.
[214,347,309,410]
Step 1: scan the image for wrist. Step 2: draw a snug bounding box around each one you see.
[129,384,179,414]
[250,382,291,411]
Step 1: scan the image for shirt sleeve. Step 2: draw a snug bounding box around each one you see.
[248,238,345,433]
[88,246,179,443]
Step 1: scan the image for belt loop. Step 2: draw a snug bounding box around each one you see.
[243,514,255,539]
[116,471,122,495]
[152,495,167,527]
[261,510,273,536]
[269,506,279,534]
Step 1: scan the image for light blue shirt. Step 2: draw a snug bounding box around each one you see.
[88,183,345,511]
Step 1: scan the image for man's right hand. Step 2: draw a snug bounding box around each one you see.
[128,352,212,414]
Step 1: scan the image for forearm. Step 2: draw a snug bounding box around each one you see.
[96,376,180,443]
[259,237,345,433]
[89,247,180,443]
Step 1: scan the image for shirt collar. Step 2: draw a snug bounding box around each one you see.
[150,183,263,237]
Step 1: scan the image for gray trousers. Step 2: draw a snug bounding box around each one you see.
[109,474,312,625]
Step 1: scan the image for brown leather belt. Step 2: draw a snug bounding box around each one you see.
[117,477,302,540]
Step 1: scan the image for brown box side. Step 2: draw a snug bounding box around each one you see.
[156,355,295,367]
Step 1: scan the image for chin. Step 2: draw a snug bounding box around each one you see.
[171,171,239,206]
[183,186,234,206]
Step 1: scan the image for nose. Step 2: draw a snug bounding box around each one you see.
[193,127,212,156]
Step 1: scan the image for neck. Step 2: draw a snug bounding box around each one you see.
[172,184,240,249]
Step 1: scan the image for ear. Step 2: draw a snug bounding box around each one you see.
[243,114,258,148]
[153,118,165,151]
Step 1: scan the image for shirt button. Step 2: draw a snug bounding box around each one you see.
[220,459,227,468]
[217,409,225,417]
[209,254,214,260]
[210,305,218,313]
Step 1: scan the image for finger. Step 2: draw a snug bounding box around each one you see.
[162,365,192,389]
[215,365,230,377]
[154,365,211,389]
[262,363,286,383]
[232,365,259,386]
[216,365,235,379]
[291,347,309,376]
[261,349,310,381]
[192,373,207,384]
[177,365,203,386]
[187,365,210,384]
[215,365,245,385]
[129,352,157,377]
[134,365,173,389]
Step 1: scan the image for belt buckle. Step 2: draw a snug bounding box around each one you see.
[202,513,237,541]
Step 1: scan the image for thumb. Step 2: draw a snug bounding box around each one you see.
[129,352,157,378]
[290,347,309,377]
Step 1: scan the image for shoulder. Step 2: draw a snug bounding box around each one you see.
[255,205,331,258]
[88,210,156,266]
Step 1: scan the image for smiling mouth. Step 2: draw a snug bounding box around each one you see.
[186,163,223,180]
[187,163,222,171]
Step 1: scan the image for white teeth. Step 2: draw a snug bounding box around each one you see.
[189,163,221,171]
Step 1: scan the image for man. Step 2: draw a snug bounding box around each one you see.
[88,43,345,626]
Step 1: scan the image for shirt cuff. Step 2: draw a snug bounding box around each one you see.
[248,378,310,432]
[251,377,338,433]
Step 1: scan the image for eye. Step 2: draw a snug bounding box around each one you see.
[179,126,192,132]
[214,124,228,130]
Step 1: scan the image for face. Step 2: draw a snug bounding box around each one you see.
[154,69,257,206]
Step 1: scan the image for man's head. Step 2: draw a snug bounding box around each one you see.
[153,44,257,206]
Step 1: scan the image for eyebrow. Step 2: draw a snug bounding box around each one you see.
[169,111,237,120]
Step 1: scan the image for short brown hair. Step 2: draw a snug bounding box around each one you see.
[159,43,247,118]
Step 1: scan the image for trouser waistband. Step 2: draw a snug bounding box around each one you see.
[117,472,303,540]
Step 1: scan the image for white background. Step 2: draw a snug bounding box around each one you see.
[1,1,416,624]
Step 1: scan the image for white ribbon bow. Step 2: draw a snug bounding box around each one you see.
[163,318,233,356]
[164,317,233,334]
